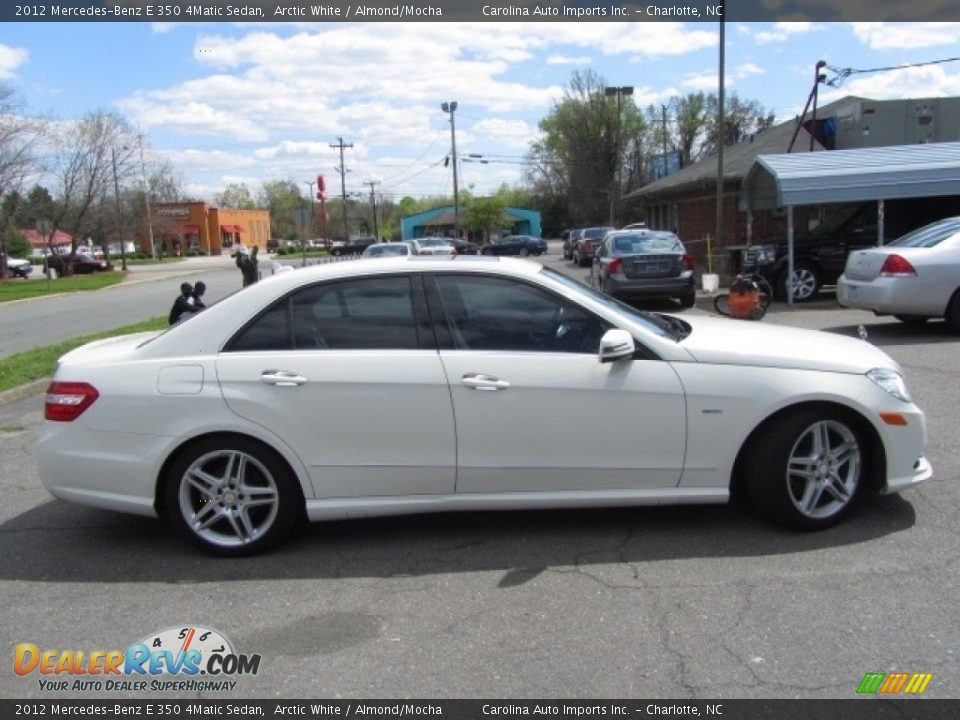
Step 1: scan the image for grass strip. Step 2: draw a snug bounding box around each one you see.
[0,272,127,303]
[0,316,168,393]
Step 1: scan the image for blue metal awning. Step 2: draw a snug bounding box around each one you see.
[740,141,960,211]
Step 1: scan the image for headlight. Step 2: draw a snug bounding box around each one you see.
[867,367,912,403]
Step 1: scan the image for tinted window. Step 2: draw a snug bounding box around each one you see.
[228,276,421,351]
[229,302,291,351]
[890,218,960,248]
[434,274,607,354]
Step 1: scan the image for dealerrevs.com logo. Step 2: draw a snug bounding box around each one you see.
[14,625,261,693]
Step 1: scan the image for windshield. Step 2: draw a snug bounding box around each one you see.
[540,267,681,340]
[889,217,960,248]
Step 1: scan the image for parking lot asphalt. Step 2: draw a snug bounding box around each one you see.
[2,249,959,699]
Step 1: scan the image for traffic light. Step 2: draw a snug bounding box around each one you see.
[316,174,326,200]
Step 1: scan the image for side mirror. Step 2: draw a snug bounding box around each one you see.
[598,329,635,363]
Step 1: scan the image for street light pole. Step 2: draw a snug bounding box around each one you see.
[604,86,634,226]
[110,147,128,271]
[441,101,459,237]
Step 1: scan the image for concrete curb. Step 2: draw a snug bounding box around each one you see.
[0,378,50,408]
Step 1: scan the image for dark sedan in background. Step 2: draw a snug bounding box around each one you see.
[572,226,615,267]
[44,254,111,275]
[590,229,696,308]
[481,235,547,257]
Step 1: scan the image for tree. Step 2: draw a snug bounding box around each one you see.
[527,70,648,228]
[3,224,29,257]
[216,183,256,209]
[0,85,41,278]
[44,110,137,273]
[258,180,303,240]
[702,93,776,156]
[464,196,507,244]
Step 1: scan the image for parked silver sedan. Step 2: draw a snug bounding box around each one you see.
[837,216,960,330]
[590,229,697,308]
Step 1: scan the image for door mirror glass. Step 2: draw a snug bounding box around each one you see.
[599,328,635,363]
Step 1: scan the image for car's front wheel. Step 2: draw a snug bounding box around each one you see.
[743,408,867,529]
[519,247,530,257]
[165,436,301,556]
[778,262,821,302]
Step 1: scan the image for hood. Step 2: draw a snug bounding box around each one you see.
[676,315,898,375]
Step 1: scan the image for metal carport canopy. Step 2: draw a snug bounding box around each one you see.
[739,141,960,212]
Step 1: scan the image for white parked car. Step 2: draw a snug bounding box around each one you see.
[409,237,455,256]
[37,257,931,555]
[838,216,960,330]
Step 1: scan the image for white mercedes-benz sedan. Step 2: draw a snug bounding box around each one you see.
[37,256,932,555]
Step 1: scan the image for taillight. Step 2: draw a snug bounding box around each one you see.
[880,254,917,277]
[681,253,695,271]
[607,258,623,274]
[45,382,99,422]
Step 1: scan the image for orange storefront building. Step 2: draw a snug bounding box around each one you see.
[147,202,271,256]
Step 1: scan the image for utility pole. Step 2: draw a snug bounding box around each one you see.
[137,130,156,259]
[441,102,459,236]
[330,137,353,240]
[715,19,725,269]
[110,147,128,271]
[303,180,315,267]
[604,86,634,226]
[365,181,380,240]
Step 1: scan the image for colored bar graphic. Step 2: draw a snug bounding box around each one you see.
[857,672,933,694]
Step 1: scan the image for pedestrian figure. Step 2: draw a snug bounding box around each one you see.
[192,281,207,310]
[168,282,197,325]
[240,245,260,287]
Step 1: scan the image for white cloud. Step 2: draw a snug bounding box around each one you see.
[471,118,538,149]
[736,62,765,79]
[547,55,591,66]
[850,22,960,50]
[753,22,815,45]
[0,44,28,80]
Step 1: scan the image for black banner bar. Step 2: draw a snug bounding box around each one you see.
[4,1,960,23]
[1,700,958,720]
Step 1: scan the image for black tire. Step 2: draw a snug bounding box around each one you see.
[742,407,868,530]
[777,262,821,302]
[481,248,492,256]
[164,436,301,556]
[679,290,696,309]
[519,247,530,257]
[332,249,342,257]
[945,291,960,333]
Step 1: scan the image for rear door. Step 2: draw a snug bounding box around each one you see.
[216,274,456,499]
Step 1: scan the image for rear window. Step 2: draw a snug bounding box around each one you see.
[890,218,960,248]
[613,233,682,254]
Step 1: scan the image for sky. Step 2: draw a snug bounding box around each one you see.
[2,20,960,205]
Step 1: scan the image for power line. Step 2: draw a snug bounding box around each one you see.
[825,55,960,87]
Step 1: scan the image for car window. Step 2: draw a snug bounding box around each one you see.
[228,275,421,351]
[614,233,682,253]
[889,218,960,248]
[433,274,607,354]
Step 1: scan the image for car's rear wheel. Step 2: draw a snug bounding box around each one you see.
[945,290,960,333]
[165,436,301,556]
[778,262,820,302]
[519,247,530,257]
[679,290,696,308]
[743,408,866,529]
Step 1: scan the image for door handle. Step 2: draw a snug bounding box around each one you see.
[260,370,307,387]
[462,373,511,391]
